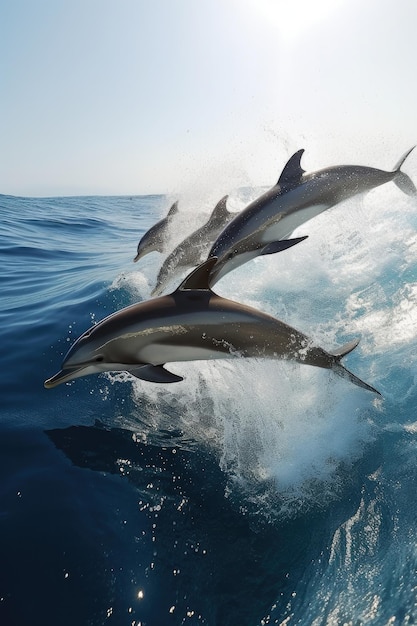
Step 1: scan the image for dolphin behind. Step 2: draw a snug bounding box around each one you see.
[134,200,179,263]
[44,258,380,396]
[208,147,416,285]
[151,195,234,296]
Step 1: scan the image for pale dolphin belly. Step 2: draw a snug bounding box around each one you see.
[260,203,330,243]
[139,342,236,365]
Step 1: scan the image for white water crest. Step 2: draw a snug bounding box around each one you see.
[108,169,417,516]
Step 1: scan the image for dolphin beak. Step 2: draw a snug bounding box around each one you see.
[133,252,141,262]
[44,367,85,389]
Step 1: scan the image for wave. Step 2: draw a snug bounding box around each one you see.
[3,182,417,624]
[108,188,416,503]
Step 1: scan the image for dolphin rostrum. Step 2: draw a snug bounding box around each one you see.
[134,200,179,262]
[151,195,234,297]
[44,258,380,395]
[208,147,416,285]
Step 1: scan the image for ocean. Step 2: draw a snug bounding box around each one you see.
[1,184,417,626]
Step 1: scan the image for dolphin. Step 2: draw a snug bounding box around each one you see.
[208,147,416,285]
[134,200,179,262]
[44,258,379,395]
[151,195,234,297]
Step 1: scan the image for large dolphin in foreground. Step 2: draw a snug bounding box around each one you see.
[133,200,179,262]
[151,195,234,296]
[208,147,416,285]
[44,258,379,395]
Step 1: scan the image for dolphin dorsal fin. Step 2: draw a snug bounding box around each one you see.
[176,257,217,291]
[210,195,229,220]
[277,149,305,188]
[167,201,179,217]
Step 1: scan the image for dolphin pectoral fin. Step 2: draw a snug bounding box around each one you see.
[277,149,305,189]
[260,236,308,256]
[128,364,184,383]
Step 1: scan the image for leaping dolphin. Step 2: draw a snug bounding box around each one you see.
[208,147,416,285]
[151,195,234,297]
[134,200,179,262]
[44,258,379,395]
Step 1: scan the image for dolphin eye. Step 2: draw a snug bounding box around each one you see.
[95,356,104,362]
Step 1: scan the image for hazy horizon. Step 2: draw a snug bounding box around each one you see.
[2,0,417,198]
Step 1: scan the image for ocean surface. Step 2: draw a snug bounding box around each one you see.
[1,183,417,626]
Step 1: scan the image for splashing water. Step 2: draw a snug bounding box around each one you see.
[2,167,417,625]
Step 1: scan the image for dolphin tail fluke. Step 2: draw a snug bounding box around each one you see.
[330,339,381,395]
[394,146,416,196]
[394,146,415,171]
[332,363,381,395]
[331,338,360,358]
[394,171,417,196]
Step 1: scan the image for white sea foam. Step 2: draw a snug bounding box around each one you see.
[113,175,417,515]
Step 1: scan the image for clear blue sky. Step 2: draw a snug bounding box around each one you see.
[1,0,416,196]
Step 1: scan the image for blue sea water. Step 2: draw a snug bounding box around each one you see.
[1,184,417,626]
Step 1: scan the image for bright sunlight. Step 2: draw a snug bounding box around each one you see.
[242,0,346,41]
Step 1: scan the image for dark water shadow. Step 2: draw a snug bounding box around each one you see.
[43,421,379,626]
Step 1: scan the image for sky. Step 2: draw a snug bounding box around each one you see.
[1,0,417,197]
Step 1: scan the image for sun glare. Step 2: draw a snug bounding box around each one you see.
[243,0,346,42]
